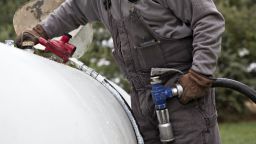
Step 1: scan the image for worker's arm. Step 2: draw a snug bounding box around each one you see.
[162,0,225,76]
[41,0,101,38]
[159,0,225,104]
[15,0,101,48]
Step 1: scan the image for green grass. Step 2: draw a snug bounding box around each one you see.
[220,121,256,144]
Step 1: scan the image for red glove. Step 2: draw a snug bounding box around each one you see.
[15,24,48,48]
[179,69,213,104]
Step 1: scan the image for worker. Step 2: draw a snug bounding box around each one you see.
[15,0,225,143]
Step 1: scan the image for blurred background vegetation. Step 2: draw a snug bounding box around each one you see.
[0,0,256,143]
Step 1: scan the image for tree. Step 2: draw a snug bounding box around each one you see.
[215,0,256,121]
[0,0,30,41]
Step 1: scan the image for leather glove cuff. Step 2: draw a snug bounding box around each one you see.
[188,69,213,88]
[178,69,213,104]
[31,24,49,39]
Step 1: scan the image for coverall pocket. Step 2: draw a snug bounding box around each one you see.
[135,39,165,71]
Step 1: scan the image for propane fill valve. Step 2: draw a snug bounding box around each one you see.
[38,34,76,63]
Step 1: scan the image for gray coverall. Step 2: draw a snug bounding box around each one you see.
[41,0,225,143]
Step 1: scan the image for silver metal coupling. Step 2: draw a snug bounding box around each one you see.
[156,109,175,142]
[171,84,183,97]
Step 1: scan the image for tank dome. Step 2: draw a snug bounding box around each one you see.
[0,43,137,144]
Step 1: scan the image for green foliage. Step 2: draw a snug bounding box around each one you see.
[220,122,256,144]
[0,0,30,41]
[215,1,256,121]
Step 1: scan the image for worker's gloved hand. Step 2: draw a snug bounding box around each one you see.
[178,69,213,104]
[15,24,48,48]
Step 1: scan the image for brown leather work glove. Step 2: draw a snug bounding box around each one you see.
[15,24,48,48]
[178,69,213,104]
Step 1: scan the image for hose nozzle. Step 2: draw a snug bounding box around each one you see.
[156,109,175,142]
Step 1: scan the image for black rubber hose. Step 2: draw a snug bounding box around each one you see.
[212,78,256,103]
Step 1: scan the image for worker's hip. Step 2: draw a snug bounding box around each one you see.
[131,83,220,144]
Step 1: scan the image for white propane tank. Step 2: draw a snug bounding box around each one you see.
[0,43,137,144]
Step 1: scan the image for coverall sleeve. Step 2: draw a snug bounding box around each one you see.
[41,0,100,38]
[163,0,225,76]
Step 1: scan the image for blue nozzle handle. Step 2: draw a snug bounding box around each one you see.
[151,76,183,110]
[151,84,183,110]
[151,83,175,110]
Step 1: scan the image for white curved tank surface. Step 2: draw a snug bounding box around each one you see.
[0,43,137,144]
